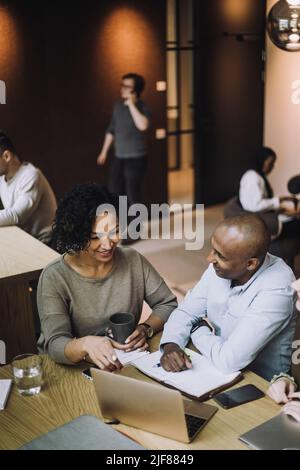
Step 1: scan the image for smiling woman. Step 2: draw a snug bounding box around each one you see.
[37,183,177,371]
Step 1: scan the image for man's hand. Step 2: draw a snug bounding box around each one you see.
[283,392,300,421]
[124,93,136,107]
[267,378,296,404]
[97,152,107,166]
[160,343,192,372]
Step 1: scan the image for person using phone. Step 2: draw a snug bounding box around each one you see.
[97,73,150,243]
[267,278,300,421]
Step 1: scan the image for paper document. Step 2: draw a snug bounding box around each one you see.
[0,379,12,410]
[131,349,241,399]
[115,349,150,366]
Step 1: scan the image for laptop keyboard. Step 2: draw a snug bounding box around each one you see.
[185,414,207,440]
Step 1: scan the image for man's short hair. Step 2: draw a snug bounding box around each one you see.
[218,214,271,262]
[122,73,145,97]
[0,130,16,155]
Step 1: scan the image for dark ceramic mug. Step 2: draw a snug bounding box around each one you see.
[105,312,136,344]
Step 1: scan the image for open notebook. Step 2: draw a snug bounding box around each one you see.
[131,349,242,401]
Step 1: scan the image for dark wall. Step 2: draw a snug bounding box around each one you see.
[0,0,167,205]
[194,0,266,205]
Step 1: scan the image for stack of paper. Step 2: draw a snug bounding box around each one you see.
[115,349,150,366]
[0,379,12,410]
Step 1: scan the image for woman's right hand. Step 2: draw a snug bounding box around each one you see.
[267,378,296,404]
[83,336,122,371]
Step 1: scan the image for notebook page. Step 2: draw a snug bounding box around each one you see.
[131,350,179,382]
[115,349,150,366]
[132,349,240,398]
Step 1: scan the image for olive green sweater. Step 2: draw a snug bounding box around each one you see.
[37,247,177,364]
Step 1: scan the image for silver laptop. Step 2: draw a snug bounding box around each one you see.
[239,413,300,450]
[91,368,217,443]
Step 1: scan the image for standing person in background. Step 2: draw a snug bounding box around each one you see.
[97,73,150,242]
[0,130,57,244]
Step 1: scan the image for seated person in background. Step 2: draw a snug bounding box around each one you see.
[0,130,57,244]
[160,215,296,381]
[239,147,300,239]
[267,278,300,422]
[37,183,177,371]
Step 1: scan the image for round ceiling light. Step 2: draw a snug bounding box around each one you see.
[267,0,300,51]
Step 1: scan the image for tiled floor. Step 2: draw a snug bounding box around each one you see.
[168,168,194,206]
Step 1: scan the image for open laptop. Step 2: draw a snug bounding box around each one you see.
[239,413,300,450]
[91,368,218,443]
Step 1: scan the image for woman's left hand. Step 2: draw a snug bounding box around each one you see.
[111,325,149,352]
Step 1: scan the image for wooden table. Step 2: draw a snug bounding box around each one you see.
[0,335,281,450]
[0,226,59,363]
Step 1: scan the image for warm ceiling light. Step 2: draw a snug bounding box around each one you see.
[267,0,300,51]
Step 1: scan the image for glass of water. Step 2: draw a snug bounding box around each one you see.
[12,354,43,396]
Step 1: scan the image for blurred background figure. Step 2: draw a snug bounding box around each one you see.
[0,130,57,244]
[239,147,300,239]
[97,73,150,226]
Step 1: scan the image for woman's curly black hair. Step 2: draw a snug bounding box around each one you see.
[51,183,119,254]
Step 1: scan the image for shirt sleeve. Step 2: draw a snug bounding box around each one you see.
[159,267,211,350]
[106,105,117,135]
[191,287,295,374]
[239,171,280,212]
[37,266,74,365]
[141,255,177,323]
[0,172,42,226]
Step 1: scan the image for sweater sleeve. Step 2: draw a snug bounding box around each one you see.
[0,172,42,226]
[140,254,177,322]
[37,264,74,365]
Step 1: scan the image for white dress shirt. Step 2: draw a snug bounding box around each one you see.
[160,254,296,380]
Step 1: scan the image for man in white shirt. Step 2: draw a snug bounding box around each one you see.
[160,214,296,381]
[0,131,57,244]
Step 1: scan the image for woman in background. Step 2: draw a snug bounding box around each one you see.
[239,147,300,239]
